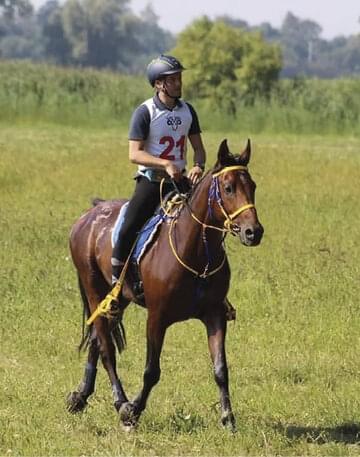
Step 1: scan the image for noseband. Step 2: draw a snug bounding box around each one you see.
[210,165,256,233]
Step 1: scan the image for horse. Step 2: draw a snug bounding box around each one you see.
[66,138,264,431]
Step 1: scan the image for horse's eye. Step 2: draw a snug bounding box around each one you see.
[224,183,233,195]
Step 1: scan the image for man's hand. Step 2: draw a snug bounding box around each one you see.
[165,162,182,182]
[187,165,203,185]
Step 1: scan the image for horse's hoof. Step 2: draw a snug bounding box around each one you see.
[119,402,139,428]
[121,423,136,433]
[221,411,236,433]
[66,391,87,413]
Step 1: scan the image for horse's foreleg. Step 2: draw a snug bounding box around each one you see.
[202,310,235,431]
[67,327,99,413]
[119,316,166,429]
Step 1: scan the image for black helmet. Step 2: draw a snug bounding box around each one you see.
[146,54,185,87]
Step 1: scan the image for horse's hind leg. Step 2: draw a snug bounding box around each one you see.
[95,314,129,411]
[119,315,166,428]
[67,327,99,413]
[68,271,129,413]
[202,308,236,431]
[86,272,129,412]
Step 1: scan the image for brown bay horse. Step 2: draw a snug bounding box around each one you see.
[67,139,264,431]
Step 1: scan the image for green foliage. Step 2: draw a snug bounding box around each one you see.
[38,0,72,65]
[172,17,282,112]
[1,3,360,78]
[61,0,132,68]
[0,60,151,125]
[1,60,360,136]
[0,0,32,18]
[0,0,174,71]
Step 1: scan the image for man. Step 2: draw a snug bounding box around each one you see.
[111,54,206,285]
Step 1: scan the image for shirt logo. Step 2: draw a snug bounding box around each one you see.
[166,115,182,131]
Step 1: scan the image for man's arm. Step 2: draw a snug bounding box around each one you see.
[187,133,206,185]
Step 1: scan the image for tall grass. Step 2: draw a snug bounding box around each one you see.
[196,78,360,135]
[1,60,360,135]
[0,60,151,127]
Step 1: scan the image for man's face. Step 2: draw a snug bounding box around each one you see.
[159,72,182,98]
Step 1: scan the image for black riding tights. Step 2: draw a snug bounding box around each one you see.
[112,176,174,263]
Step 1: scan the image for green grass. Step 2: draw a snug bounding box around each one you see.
[1,124,360,455]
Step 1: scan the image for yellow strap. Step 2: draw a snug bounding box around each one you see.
[190,211,227,233]
[86,236,137,325]
[212,165,248,177]
[168,218,226,278]
[228,203,255,221]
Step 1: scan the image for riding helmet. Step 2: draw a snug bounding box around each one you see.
[146,54,185,87]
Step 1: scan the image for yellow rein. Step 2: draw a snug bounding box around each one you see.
[168,218,227,278]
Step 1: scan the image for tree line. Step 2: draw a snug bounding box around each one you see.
[0,0,359,79]
[0,0,174,72]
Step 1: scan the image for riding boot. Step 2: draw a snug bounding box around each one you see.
[130,260,144,301]
[108,257,125,321]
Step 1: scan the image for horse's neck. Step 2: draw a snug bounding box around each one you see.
[176,174,223,251]
[187,174,213,225]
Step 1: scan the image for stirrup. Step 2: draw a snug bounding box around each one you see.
[133,280,144,301]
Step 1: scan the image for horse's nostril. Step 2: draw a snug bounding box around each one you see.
[245,228,254,240]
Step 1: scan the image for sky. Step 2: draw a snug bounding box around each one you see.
[32,0,360,40]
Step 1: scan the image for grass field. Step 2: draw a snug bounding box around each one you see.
[1,123,360,455]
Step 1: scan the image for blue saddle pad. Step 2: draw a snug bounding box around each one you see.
[111,202,164,264]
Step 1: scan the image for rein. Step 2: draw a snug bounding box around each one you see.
[161,165,256,278]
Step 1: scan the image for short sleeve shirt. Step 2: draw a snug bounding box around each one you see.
[129,94,201,172]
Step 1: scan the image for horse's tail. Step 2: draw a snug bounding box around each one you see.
[112,320,127,354]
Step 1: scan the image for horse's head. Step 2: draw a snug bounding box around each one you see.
[210,139,264,246]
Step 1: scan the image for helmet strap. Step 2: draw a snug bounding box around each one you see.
[161,80,179,100]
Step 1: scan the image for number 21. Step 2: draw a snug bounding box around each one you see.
[159,135,185,160]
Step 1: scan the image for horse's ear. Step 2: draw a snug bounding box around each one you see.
[217,139,230,165]
[239,138,251,165]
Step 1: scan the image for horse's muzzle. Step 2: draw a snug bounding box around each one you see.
[238,222,264,246]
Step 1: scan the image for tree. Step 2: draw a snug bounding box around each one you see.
[38,0,72,64]
[0,0,42,59]
[171,17,282,111]
[0,0,32,18]
[127,3,175,73]
[61,0,141,69]
[280,12,322,76]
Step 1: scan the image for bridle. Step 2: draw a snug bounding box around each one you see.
[160,165,256,278]
[210,165,256,233]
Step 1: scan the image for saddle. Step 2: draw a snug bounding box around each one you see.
[112,186,191,303]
